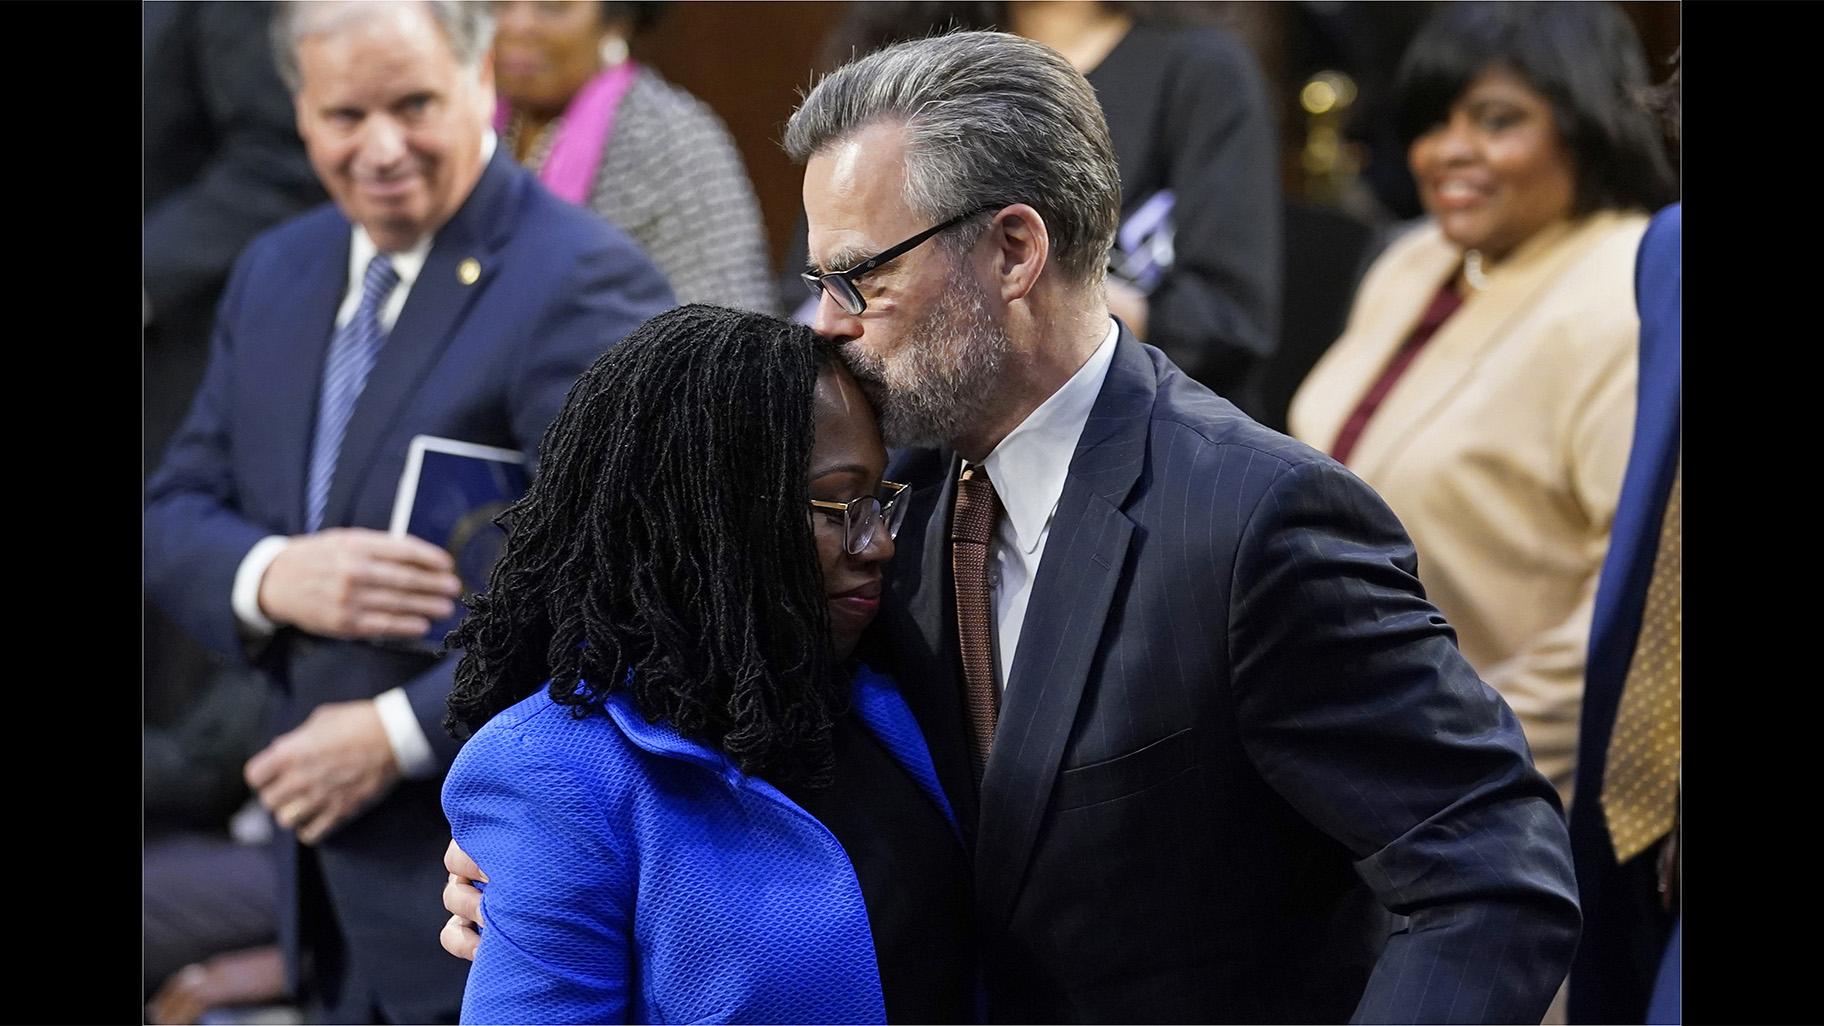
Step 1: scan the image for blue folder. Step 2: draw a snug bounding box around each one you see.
[387,435,529,651]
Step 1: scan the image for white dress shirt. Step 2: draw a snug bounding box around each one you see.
[227,133,498,778]
[975,319,1119,689]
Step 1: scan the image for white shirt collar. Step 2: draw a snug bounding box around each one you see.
[348,226,433,295]
[977,318,1120,554]
[345,129,497,281]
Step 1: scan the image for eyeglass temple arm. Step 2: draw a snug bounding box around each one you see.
[819,206,1003,284]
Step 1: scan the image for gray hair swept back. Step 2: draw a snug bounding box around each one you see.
[271,1,496,92]
[784,30,1121,285]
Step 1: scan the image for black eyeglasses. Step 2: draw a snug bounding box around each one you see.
[811,481,912,555]
[800,205,1001,316]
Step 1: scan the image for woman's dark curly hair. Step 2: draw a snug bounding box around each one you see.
[446,304,849,784]
[1394,1,1678,216]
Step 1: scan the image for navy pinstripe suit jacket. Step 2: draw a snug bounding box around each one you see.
[870,327,1580,1023]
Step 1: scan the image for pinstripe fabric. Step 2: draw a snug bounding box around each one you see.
[878,329,1581,1023]
[305,254,398,531]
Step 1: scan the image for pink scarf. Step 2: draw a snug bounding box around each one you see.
[494,61,640,206]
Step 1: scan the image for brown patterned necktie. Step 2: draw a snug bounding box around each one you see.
[952,463,1004,788]
[1602,463,1681,864]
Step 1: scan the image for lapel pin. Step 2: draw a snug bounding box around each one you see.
[458,258,481,285]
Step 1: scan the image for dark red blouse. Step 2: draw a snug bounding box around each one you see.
[1329,276,1466,466]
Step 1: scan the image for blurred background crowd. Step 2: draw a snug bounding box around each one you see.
[143,2,1680,1023]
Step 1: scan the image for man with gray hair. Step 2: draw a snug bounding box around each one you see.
[145,1,672,1019]
[441,29,1579,1022]
[776,30,1581,1022]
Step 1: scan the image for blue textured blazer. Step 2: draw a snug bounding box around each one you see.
[1568,202,1681,1023]
[870,325,1582,1023]
[144,148,674,1019]
[442,665,960,1024]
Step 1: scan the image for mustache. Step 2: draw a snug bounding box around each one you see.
[838,340,882,376]
[838,342,890,396]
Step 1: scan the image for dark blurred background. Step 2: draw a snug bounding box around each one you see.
[624,1,1678,271]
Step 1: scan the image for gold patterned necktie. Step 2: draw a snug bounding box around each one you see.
[953,463,1004,788]
[1602,464,1681,864]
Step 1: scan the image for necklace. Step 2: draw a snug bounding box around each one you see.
[1463,250,1490,292]
[505,110,562,172]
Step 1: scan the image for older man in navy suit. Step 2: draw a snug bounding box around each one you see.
[143,1,672,1020]
[443,29,1578,1023]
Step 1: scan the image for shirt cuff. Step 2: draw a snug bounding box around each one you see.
[374,687,438,779]
[232,536,292,635]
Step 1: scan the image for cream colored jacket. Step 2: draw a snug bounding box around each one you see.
[1289,211,1647,807]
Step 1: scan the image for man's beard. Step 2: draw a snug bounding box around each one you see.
[841,260,1013,450]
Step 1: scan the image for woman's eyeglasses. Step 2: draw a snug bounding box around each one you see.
[811,481,912,554]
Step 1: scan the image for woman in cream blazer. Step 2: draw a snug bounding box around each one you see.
[1290,2,1677,808]
[1293,212,1642,806]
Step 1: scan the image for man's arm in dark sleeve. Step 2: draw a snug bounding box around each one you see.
[1145,30,1282,394]
[1229,457,1580,1024]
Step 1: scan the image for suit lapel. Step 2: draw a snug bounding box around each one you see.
[974,332,1153,930]
[322,154,520,529]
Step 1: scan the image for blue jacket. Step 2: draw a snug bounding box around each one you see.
[1568,201,1681,1023]
[443,666,959,1024]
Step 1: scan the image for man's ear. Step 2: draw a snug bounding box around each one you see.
[984,203,1050,304]
[475,51,498,107]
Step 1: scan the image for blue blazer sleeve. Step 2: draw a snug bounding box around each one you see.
[144,242,280,661]
[445,719,636,1024]
[1228,458,1581,1024]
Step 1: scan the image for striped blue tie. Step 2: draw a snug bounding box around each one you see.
[306,254,400,532]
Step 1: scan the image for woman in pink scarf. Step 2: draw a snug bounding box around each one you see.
[493,2,775,313]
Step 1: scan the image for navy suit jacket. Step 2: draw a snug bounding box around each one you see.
[144,150,673,1019]
[1568,202,1681,1023]
[871,326,1581,1023]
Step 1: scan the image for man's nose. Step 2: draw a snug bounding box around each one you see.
[356,115,407,170]
[810,289,862,342]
